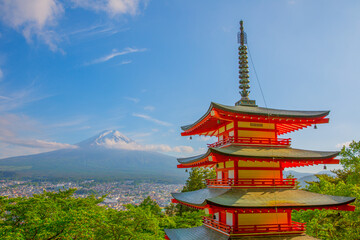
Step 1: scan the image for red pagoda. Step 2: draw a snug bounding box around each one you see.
[164,21,356,240]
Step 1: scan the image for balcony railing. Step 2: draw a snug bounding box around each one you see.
[235,221,305,234]
[203,216,306,235]
[203,216,233,234]
[206,178,296,188]
[207,136,291,148]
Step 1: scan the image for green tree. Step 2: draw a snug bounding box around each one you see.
[284,172,301,189]
[175,168,214,215]
[101,204,163,240]
[0,189,106,240]
[139,196,161,215]
[0,189,171,240]
[292,140,360,240]
[181,167,216,192]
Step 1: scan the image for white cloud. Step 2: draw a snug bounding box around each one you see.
[0,0,147,52]
[0,113,77,158]
[144,105,155,111]
[0,85,50,112]
[0,68,3,80]
[132,113,172,127]
[67,24,125,38]
[288,0,296,4]
[336,141,351,149]
[2,138,77,149]
[124,96,139,103]
[99,140,194,154]
[50,117,88,128]
[119,60,132,65]
[0,0,64,52]
[199,136,214,141]
[86,47,145,65]
[71,0,142,16]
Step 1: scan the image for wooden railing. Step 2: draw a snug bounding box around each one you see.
[206,178,296,188]
[207,136,291,148]
[234,221,306,234]
[202,216,233,234]
[203,216,305,234]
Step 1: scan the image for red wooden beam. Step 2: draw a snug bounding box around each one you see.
[181,107,330,137]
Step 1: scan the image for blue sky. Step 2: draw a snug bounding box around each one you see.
[0,0,359,173]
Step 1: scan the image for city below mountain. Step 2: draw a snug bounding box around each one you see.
[0,130,185,183]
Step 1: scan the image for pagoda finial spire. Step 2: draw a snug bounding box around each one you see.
[235,20,257,107]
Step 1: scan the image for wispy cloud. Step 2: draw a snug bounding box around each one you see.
[124,96,139,103]
[199,136,215,141]
[118,60,132,65]
[336,141,352,149]
[97,138,194,154]
[0,68,3,80]
[50,117,88,128]
[0,85,51,113]
[85,47,146,65]
[127,129,158,140]
[0,113,77,158]
[0,0,64,52]
[144,105,155,111]
[67,24,125,38]
[1,138,77,150]
[70,0,144,16]
[132,113,172,127]
[0,0,148,52]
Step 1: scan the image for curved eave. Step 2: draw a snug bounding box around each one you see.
[181,102,330,136]
[177,146,339,168]
[172,188,356,209]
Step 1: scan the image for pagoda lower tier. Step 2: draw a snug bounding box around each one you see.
[165,188,355,239]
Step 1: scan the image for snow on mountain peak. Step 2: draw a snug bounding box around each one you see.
[77,130,137,149]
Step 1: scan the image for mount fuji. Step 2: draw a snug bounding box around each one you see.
[77,130,136,149]
[0,130,185,182]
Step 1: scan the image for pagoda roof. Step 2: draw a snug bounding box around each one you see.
[181,102,330,136]
[165,225,229,240]
[172,188,355,209]
[177,146,339,167]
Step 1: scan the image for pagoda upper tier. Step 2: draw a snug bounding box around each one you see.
[181,102,329,137]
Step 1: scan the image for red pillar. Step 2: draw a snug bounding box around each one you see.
[233,211,238,232]
[234,121,238,139]
[287,210,291,225]
[234,159,239,185]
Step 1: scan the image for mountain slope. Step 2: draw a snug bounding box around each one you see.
[0,131,185,183]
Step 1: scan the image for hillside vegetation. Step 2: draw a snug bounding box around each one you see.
[0,142,358,239]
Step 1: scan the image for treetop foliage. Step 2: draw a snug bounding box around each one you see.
[292,140,360,240]
[0,188,201,240]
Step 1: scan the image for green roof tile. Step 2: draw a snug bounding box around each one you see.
[177,146,339,164]
[165,225,229,240]
[172,188,355,208]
